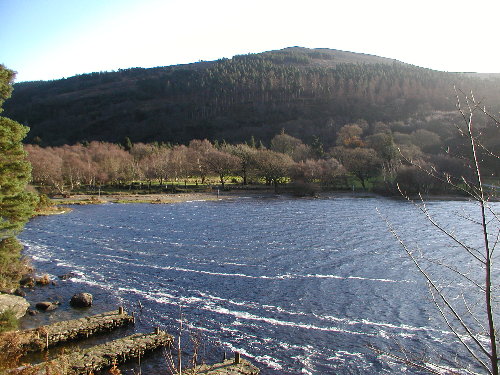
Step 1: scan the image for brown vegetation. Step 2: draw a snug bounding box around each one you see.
[26,119,499,198]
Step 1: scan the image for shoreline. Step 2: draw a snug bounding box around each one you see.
[50,191,237,205]
[47,189,488,206]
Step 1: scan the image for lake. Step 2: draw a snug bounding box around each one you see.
[19,194,499,374]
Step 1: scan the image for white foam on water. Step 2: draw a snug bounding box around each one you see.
[207,305,372,336]
[327,350,365,362]
[425,362,481,375]
[378,330,390,339]
[302,273,401,283]
[55,260,75,267]
[253,355,283,371]
[145,263,272,279]
[317,313,453,337]
[196,291,268,311]
[220,261,259,267]
[291,344,315,375]
[221,342,253,359]
[219,325,239,334]
[277,341,305,351]
[70,276,113,290]
[122,285,445,346]
[30,254,48,262]
[197,292,315,323]
[221,342,284,372]
[88,253,404,285]
[200,301,446,345]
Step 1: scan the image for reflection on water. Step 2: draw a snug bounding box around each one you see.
[19,196,499,374]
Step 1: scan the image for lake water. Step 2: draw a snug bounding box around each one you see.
[18,195,500,374]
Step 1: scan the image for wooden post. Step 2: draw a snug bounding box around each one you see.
[118,306,124,315]
[234,351,240,364]
[154,327,160,334]
[223,351,226,361]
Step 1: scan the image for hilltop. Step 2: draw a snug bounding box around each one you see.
[3,47,500,147]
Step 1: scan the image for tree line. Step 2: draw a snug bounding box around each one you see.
[26,115,496,196]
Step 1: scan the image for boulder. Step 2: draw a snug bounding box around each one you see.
[35,301,52,310]
[14,288,26,297]
[0,293,30,319]
[35,301,58,311]
[58,272,76,280]
[70,292,93,308]
[20,275,35,287]
[35,274,51,285]
[45,304,58,311]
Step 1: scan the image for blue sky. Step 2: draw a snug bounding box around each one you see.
[2,0,500,82]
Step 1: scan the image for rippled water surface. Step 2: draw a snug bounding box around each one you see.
[19,195,500,374]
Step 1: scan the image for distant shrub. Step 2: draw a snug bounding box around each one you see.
[288,182,320,197]
[0,310,18,333]
[34,194,53,213]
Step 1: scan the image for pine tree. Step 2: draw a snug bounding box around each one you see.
[0,65,37,289]
[122,136,133,151]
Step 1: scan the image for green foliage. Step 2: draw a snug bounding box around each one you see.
[0,65,37,288]
[0,237,27,289]
[122,136,133,151]
[36,194,53,210]
[333,147,382,189]
[0,117,38,238]
[0,309,19,333]
[0,65,15,112]
[310,136,325,159]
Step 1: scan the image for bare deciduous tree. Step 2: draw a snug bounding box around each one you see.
[380,89,499,374]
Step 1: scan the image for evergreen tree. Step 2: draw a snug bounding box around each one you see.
[311,135,325,159]
[122,136,133,151]
[0,65,37,289]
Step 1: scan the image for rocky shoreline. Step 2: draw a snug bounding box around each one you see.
[0,293,30,319]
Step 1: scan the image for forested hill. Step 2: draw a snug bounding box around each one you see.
[4,47,500,147]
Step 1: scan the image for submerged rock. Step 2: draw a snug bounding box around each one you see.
[35,274,51,285]
[58,272,76,280]
[20,275,35,287]
[35,301,59,312]
[70,292,93,307]
[14,288,26,297]
[0,293,30,318]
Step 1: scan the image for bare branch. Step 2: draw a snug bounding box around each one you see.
[429,289,492,374]
[378,209,491,359]
[397,186,486,263]
[462,293,487,333]
[425,257,484,291]
[369,344,462,375]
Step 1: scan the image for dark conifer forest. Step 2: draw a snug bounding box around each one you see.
[4,47,500,148]
[4,47,500,196]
